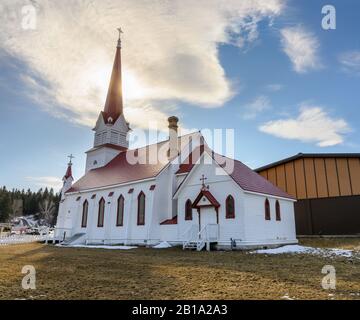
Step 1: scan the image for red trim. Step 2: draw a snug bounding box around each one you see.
[137,191,145,226]
[160,216,178,225]
[86,143,128,153]
[192,189,220,209]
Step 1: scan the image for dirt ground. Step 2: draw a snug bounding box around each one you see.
[0,239,359,300]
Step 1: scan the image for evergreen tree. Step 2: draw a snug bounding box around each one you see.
[0,186,60,224]
[0,190,11,222]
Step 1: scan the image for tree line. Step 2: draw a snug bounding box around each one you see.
[0,186,61,225]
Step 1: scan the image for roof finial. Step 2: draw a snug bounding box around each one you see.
[67,154,75,165]
[200,174,208,190]
[64,154,74,180]
[117,27,123,48]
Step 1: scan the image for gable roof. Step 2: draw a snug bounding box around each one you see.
[175,148,295,200]
[67,132,199,193]
[192,189,220,208]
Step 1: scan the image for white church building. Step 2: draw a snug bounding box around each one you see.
[55,33,298,250]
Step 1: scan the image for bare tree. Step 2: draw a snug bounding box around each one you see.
[38,199,56,226]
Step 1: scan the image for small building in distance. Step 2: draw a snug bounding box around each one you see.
[256,153,360,236]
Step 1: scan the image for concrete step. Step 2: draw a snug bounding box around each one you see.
[61,233,86,246]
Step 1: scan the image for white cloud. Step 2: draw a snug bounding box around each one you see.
[242,95,271,119]
[280,26,321,73]
[259,105,350,147]
[266,83,283,91]
[0,0,284,129]
[25,176,63,190]
[339,51,360,75]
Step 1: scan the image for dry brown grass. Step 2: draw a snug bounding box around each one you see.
[299,237,360,250]
[0,240,359,300]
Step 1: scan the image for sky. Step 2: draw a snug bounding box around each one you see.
[0,0,359,191]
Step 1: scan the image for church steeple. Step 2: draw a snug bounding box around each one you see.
[86,29,130,172]
[62,155,74,196]
[103,28,124,124]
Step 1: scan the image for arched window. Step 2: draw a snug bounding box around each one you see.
[97,197,105,227]
[116,195,125,226]
[137,192,146,225]
[276,200,281,221]
[185,199,192,220]
[265,198,271,221]
[81,200,88,228]
[226,195,235,219]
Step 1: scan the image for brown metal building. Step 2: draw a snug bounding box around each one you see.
[256,153,360,235]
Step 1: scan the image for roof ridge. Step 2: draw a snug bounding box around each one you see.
[127,131,201,152]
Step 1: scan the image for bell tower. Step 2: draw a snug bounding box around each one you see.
[86,28,131,172]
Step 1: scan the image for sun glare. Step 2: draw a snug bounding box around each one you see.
[123,69,147,101]
[87,64,146,103]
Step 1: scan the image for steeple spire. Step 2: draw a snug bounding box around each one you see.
[62,155,74,196]
[103,28,124,124]
[117,27,123,48]
[63,154,74,180]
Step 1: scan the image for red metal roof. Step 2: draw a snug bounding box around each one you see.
[103,44,123,124]
[192,189,220,208]
[222,155,295,199]
[67,130,293,199]
[63,163,73,180]
[160,215,178,225]
[176,145,206,174]
[86,144,128,153]
[176,148,295,200]
[67,133,199,193]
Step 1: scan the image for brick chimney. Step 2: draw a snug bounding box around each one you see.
[168,116,179,158]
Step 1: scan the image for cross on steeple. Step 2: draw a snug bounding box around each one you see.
[117,27,123,48]
[200,174,207,189]
[68,154,75,165]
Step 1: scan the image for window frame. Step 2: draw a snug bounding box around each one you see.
[116,195,125,226]
[137,191,146,226]
[97,197,105,227]
[81,200,88,228]
[275,200,281,221]
[265,198,271,221]
[185,199,193,220]
[225,195,235,219]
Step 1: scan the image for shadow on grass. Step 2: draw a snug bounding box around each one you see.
[0,243,359,300]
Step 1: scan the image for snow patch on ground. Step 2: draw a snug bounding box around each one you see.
[56,244,137,250]
[0,234,50,246]
[251,245,357,259]
[153,241,172,249]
